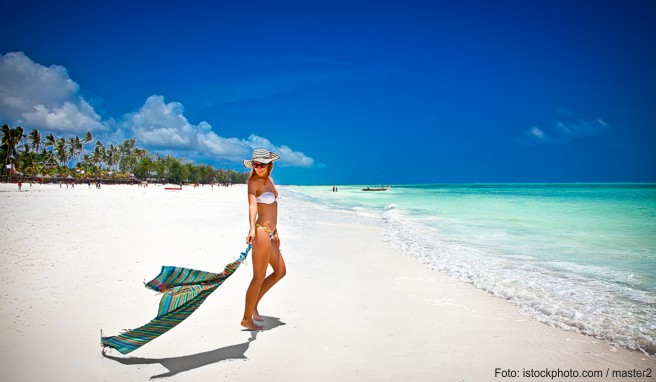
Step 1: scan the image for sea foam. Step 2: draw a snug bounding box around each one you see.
[381,206,656,357]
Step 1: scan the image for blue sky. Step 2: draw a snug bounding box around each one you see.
[1,0,655,184]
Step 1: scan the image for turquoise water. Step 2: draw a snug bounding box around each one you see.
[285,184,656,356]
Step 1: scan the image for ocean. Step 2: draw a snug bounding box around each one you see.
[284,184,656,356]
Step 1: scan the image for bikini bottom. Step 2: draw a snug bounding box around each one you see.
[255,224,274,240]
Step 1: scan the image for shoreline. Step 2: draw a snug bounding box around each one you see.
[287,183,656,358]
[0,183,653,381]
[284,182,656,187]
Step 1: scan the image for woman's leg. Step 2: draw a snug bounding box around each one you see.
[241,228,271,330]
[253,240,286,321]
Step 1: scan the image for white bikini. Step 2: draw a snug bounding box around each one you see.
[256,192,277,204]
[255,191,277,239]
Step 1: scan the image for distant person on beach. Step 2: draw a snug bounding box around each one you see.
[242,148,287,330]
[18,180,22,191]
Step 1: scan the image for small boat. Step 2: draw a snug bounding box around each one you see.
[164,184,182,190]
[362,186,388,191]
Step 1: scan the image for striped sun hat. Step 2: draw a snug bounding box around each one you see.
[243,148,280,168]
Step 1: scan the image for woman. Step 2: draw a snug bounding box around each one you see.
[242,148,287,330]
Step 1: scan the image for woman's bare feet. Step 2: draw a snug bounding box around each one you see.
[253,308,264,322]
[241,318,263,331]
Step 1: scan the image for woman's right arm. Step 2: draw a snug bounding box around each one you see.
[246,181,258,244]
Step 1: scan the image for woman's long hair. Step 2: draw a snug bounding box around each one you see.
[249,162,274,184]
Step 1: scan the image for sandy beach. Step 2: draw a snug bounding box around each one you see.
[0,182,653,381]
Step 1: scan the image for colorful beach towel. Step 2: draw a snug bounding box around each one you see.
[101,245,251,354]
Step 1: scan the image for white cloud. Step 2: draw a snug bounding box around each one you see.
[122,95,314,167]
[243,134,314,167]
[520,115,609,145]
[519,126,549,144]
[530,127,546,139]
[0,52,315,168]
[561,119,609,137]
[0,51,105,133]
[124,96,195,149]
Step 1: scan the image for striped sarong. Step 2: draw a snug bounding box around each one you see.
[101,245,251,354]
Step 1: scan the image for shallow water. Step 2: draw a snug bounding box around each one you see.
[284,183,656,356]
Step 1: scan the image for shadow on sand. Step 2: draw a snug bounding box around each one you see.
[102,316,286,379]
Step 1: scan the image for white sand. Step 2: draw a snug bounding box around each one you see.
[0,182,653,381]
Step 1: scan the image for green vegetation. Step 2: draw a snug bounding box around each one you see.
[1,124,248,184]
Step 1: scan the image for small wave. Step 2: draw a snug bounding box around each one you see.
[286,186,656,357]
[381,210,656,357]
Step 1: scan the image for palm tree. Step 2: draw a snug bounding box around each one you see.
[1,125,27,179]
[132,148,147,173]
[68,136,84,167]
[2,128,249,185]
[1,124,25,165]
[23,130,42,178]
[91,141,105,177]
[80,132,93,165]
[43,133,56,151]
[27,129,42,154]
[1,124,12,170]
[83,132,93,144]
[38,133,58,174]
[67,138,76,167]
[105,144,121,173]
[54,138,64,167]
[76,153,91,179]
[55,137,70,172]
[118,139,136,174]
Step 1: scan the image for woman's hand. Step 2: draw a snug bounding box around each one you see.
[273,231,280,247]
[246,229,256,244]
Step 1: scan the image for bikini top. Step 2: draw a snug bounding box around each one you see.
[256,192,277,204]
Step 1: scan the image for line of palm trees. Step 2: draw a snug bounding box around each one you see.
[1,124,248,184]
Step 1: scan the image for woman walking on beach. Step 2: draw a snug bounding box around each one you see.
[242,148,287,330]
